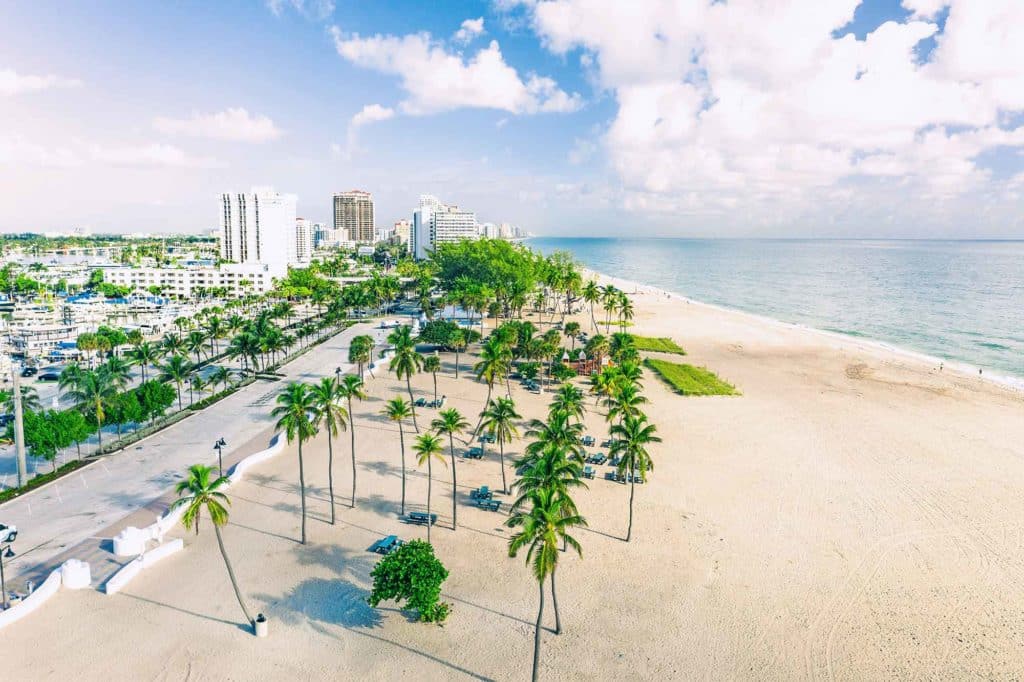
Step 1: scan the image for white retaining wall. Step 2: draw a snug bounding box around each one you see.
[0,560,90,631]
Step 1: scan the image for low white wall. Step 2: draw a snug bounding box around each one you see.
[105,538,184,595]
[0,561,85,631]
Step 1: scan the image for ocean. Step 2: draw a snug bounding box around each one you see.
[528,238,1024,382]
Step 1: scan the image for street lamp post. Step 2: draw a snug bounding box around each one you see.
[214,437,227,477]
[0,525,18,610]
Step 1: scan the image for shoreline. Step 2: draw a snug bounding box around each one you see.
[581,266,1024,395]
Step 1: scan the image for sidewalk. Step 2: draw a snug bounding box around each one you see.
[1,322,389,587]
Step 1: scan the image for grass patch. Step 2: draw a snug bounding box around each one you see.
[633,336,686,355]
[644,358,739,396]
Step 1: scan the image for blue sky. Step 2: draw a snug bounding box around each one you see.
[1,1,1022,237]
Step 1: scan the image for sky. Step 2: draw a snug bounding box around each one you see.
[1,0,1023,238]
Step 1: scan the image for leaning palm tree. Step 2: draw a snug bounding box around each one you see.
[423,353,441,404]
[508,487,585,681]
[388,325,424,432]
[609,413,661,542]
[383,397,412,515]
[336,374,367,507]
[431,408,469,530]
[158,354,192,411]
[271,382,318,544]
[310,377,348,525]
[479,396,521,494]
[171,464,256,633]
[412,432,446,544]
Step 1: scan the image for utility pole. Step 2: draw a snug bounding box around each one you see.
[11,365,27,488]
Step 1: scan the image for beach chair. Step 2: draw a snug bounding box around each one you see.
[593,453,607,465]
[414,397,426,407]
[583,465,595,479]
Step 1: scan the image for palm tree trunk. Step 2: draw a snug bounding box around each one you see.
[406,376,419,432]
[499,440,508,494]
[96,416,103,450]
[298,439,307,544]
[626,464,635,542]
[214,523,255,629]
[327,432,336,525]
[448,435,458,530]
[532,578,545,682]
[398,421,406,515]
[426,458,433,544]
[432,372,437,403]
[551,569,562,634]
[472,383,493,438]
[348,396,357,508]
[454,348,460,378]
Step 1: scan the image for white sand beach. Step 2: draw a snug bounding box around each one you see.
[3,278,1024,680]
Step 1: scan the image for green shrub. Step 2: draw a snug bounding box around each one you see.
[367,540,451,623]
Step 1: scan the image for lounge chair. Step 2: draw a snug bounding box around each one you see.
[604,471,617,481]
[582,466,595,479]
[593,453,607,465]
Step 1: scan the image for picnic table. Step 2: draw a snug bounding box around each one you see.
[407,511,438,526]
[465,447,484,459]
[370,535,403,555]
[470,485,492,500]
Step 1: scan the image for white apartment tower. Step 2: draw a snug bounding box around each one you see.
[219,187,298,276]
[294,218,313,263]
[411,194,478,259]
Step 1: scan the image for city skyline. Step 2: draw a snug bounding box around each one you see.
[2,1,1023,238]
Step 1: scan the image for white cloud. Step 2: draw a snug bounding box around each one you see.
[153,108,283,142]
[265,0,334,20]
[339,104,396,160]
[329,26,581,116]
[516,0,1024,231]
[454,17,486,44]
[0,136,217,168]
[0,68,82,96]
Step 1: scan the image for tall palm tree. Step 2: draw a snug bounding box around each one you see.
[423,353,441,404]
[412,433,445,544]
[205,315,225,357]
[508,487,585,681]
[549,383,585,424]
[609,414,661,541]
[171,464,256,632]
[336,374,367,507]
[158,354,192,410]
[383,397,412,515]
[523,413,585,466]
[616,293,634,329]
[310,377,348,525]
[271,382,318,544]
[127,341,160,383]
[479,397,521,494]
[472,336,511,435]
[0,386,41,414]
[562,321,581,352]
[388,325,424,432]
[65,370,115,451]
[605,382,649,429]
[450,329,467,378]
[581,280,600,332]
[99,356,132,392]
[431,408,469,530]
[600,284,618,334]
[211,365,231,392]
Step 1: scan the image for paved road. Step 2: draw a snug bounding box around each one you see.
[0,321,393,584]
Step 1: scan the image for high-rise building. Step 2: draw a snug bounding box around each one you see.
[333,190,374,243]
[219,187,298,276]
[294,218,313,263]
[411,194,478,260]
[393,219,411,245]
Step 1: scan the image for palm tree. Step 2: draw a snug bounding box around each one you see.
[616,292,634,328]
[423,353,441,404]
[158,354,192,410]
[211,365,231,392]
[388,325,423,432]
[271,382,318,544]
[310,377,348,525]
[480,396,521,494]
[605,382,649,430]
[600,284,618,334]
[205,315,225,357]
[581,280,600,332]
[171,464,256,632]
[0,386,40,414]
[431,408,469,530]
[609,414,661,541]
[472,336,511,435]
[99,356,132,392]
[563,321,581,352]
[412,433,446,544]
[549,383,585,424]
[450,329,466,378]
[508,487,585,681]
[523,413,586,466]
[65,370,115,451]
[190,374,207,404]
[348,335,373,380]
[127,341,160,383]
[383,397,412,515]
[336,374,367,507]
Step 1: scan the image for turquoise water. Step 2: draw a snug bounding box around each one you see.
[529,238,1024,381]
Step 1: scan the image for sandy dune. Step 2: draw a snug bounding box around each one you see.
[3,278,1024,680]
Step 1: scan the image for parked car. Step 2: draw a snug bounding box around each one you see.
[20,366,38,378]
